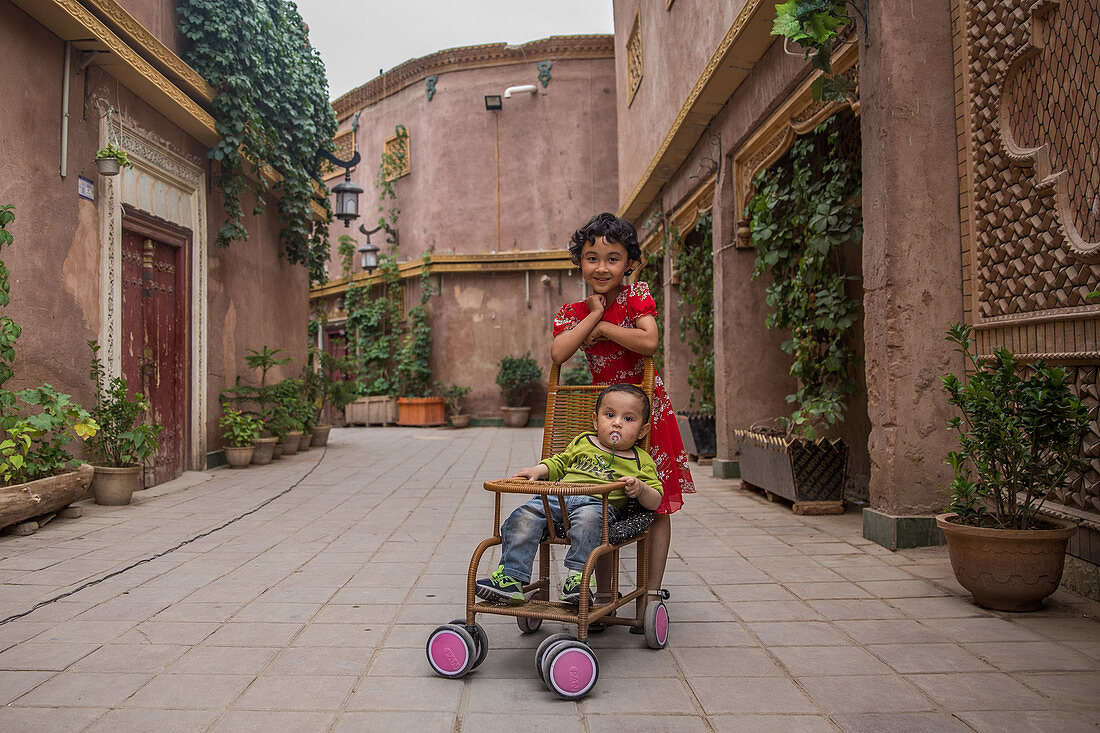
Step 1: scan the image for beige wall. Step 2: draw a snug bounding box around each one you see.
[321,48,618,418]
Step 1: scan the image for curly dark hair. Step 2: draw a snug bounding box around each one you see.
[568,212,642,265]
[595,382,651,424]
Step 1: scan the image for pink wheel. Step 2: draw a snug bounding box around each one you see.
[535,632,574,679]
[545,641,599,699]
[450,619,489,670]
[643,600,669,649]
[426,624,475,678]
[517,615,542,634]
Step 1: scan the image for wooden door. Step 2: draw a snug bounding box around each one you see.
[120,217,188,486]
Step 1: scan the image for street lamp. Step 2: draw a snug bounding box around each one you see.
[316,148,363,227]
[357,237,380,272]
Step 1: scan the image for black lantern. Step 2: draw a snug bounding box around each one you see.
[357,237,380,272]
[332,172,364,227]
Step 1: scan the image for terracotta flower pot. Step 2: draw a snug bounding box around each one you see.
[449,414,471,428]
[279,431,302,455]
[936,513,1077,612]
[297,431,312,452]
[91,465,142,506]
[224,445,255,468]
[501,406,531,427]
[251,437,278,465]
[311,424,332,446]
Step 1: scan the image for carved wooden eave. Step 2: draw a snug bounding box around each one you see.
[10,0,219,147]
[616,0,776,224]
[331,35,615,121]
[309,250,576,300]
[732,42,860,248]
[639,175,717,255]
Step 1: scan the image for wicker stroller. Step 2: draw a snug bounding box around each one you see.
[425,358,669,699]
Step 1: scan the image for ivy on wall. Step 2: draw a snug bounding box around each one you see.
[746,114,862,439]
[677,213,715,416]
[178,0,337,282]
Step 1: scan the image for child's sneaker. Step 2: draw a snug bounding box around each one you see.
[475,565,527,605]
[560,572,596,605]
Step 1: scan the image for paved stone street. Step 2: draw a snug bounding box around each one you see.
[0,427,1097,732]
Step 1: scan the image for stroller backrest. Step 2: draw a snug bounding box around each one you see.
[539,357,655,460]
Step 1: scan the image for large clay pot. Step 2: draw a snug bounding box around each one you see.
[0,464,93,531]
[251,437,277,465]
[91,465,142,506]
[297,431,312,452]
[224,445,255,468]
[279,431,302,455]
[501,406,531,427]
[311,424,332,446]
[450,414,471,428]
[936,513,1077,612]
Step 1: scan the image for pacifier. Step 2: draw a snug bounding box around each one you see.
[610,432,621,445]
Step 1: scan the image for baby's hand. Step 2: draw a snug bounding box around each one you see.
[586,293,607,316]
[513,466,543,481]
[623,476,642,498]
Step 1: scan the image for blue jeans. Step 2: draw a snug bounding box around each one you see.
[500,495,618,583]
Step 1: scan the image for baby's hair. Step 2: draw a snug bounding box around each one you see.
[569,212,642,266]
[595,383,651,424]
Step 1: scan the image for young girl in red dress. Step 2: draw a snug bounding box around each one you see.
[551,212,696,598]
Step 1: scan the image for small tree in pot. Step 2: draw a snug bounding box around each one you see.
[496,352,542,427]
[219,403,261,468]
[436,382,471,428]
[87,341,162,505]
[938,323,1089,611]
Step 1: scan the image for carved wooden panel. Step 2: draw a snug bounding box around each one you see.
[627,14,643,105]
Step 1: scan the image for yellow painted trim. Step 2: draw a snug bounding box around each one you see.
[617,0,773,223]
[82,0,216,104]
[11,0,219,147]
[309,250,575,299]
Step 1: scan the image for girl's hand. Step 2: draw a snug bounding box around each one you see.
[583,322,606,347]
[585,293,607,317]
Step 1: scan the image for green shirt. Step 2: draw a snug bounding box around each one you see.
[539,432,663,512]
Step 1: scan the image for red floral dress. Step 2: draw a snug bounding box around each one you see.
[553,281,695,513]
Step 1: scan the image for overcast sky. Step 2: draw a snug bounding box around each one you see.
[292,1,616,100]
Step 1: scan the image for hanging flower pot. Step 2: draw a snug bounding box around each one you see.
[93,142,132,178]
[96,157,121,176]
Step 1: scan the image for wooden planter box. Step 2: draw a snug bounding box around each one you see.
[733,428,847,515]
[397,397,446,426]
[0,464,94,530]
[345,395,397,426]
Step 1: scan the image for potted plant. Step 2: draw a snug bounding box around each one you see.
[436,382,471,428]
[396,256,445,427]
[733,116,861,515]
[0,204,98,530]
[496,352,542,428]
[270,378,303,455]
[307,348,358,446]
[87,341,162,505]
[936,323,1087,612]
[94,142,133,177]
[674,213,716,458]
[218,403,261,468]
[222,346,289,463]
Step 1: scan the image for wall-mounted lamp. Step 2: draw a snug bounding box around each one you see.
[484,94,503,111]
[357,238,380,272]
[316,148,363,227]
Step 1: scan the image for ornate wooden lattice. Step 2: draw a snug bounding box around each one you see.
[957,0,1100,515]
[626,14,643,105]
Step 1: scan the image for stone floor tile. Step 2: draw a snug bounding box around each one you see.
[1012,615,1100,642]
[727,600,824,622]
[204,621,304,647]
[83,708,219,733]
[798,675,936,713]
[710,583,798,603]
[0,705,107,730]
[886,596,992,618]
[573,676,696,714]
[671,646,784,677]
[208,710,336,732]
[1011,671,1100,708]
[152,602,245,623]
[855,580,947,598]
[956,709,1100,733]
[334,711,457,733]
[168,645,278,675]
[830,712,972,732]
[232,673,354,711]
[12,671,152,707]
[688,676,817,715]
[905,672,1054,710]
[0,641,101,671]
[124,672,254,709]
[28,619,136,644]
[920,616,1047,642]
[115,620,220,646]
[784,582,873,600]
[771,645,892,676]
[866,643,993,673]
[229,602,321,623]
[585,713,709,732]
[833,619,949,645]
[805,599,905,620]
[963,640,1099,672]
[289,622,383,647]
[0,669,53,705]
[312,602,399,624]
[346,676,464,712]
[69,643,190,673]
[267,645,368,676]
[666,621,757,647]
[708,714,838,733]
[746,621,851,646]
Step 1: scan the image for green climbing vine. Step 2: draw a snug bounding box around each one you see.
[771,1,856,101]
[345,247,402,396]
[746,114,862,439]
[677,213,715,416]
[177,0,336,282]
[396,252,436,397]
[638,211,678,375]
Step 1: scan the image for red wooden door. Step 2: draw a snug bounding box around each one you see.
[121,223,187,486]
